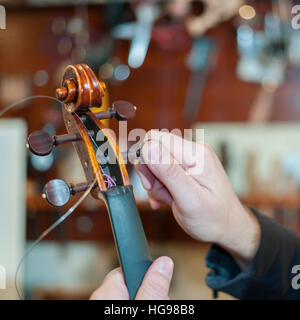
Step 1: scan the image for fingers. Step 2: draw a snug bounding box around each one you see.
[135,163,173,207]
[90,268,129,300]
[135,163,156,190]
[144,130,203,169]
[141,140,200,209]
[149,196,162,210]
[135,256,174,300]
[135,131,205,207]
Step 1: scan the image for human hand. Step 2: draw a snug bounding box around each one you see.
[90,256,174,300]
[135,131,260,263]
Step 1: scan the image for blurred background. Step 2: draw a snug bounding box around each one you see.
[0,0,300,300]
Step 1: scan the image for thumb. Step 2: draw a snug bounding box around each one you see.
[90,268,129,300]
[135,256,174,300]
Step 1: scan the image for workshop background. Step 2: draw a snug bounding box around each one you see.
[1,0,300,300]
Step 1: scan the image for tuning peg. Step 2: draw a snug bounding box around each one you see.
[27,130,54,156]
[121,149,141,160]
[93,101,136,121]
[27,130,94,156]
[42,179,70,207]
[43,179,92,207]
[112,100,137,121]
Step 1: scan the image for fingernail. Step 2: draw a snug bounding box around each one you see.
[136,164,153,190]
[149,197,161,210]
[104,267,123,281]
[138,171,152,190]
[142,140,161,164]
[153,257,174,280]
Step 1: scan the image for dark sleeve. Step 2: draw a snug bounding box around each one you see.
[205,208,300,299]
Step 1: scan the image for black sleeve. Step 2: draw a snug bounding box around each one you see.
[205,208,300,299]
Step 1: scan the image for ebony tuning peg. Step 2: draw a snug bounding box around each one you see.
[43,179,92,207]
[93,101,136,121]
[27,131,54,156]
[27,130,94,156]
[113,100,136,121]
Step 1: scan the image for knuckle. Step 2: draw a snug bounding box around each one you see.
[145,129,159,142]
[151,179,165,194]
[203,142,213,153]
[203,143,216,159]
[164,162,180,180]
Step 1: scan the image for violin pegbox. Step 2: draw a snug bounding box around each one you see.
[27,64,136,207]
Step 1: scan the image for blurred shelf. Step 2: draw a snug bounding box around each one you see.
[26,192,300,243]
[27,194,169,213]
[29,192,300,213]
[241,194,300,209]
[26,194,189,242]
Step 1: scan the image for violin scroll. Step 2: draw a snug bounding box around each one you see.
[56,64,106,113]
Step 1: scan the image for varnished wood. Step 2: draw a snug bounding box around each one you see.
[62,107,107,193]
[27,63,134,200]
[56,87,68,101]
[88,111,130,187]
[57,64,106,113]
[57,64,132,194]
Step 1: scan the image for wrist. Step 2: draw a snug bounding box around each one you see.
[216,203,261,264]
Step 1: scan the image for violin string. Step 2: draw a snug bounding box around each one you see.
[14,176,97,300]
[1,95,115,296]
[0,95,62,118]
[0,94,86,299]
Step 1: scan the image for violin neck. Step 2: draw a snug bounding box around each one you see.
[104,185,152,299]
